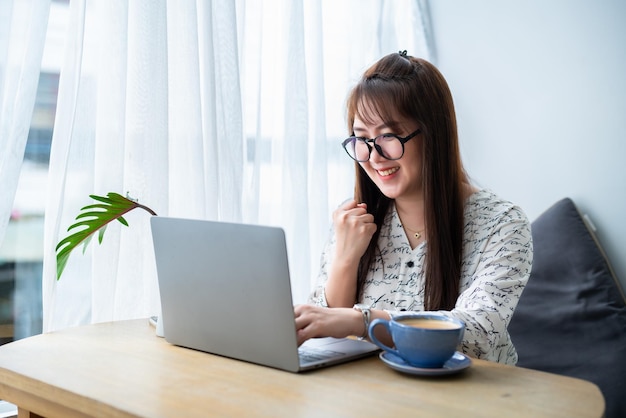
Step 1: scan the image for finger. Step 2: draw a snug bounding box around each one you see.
[335,205,369,225]
[296,328,308,346]
[296,318,318,346]
[339,199,358,210]
[294,304,316,330]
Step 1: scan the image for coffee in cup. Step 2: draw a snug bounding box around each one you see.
[368,313,465,368]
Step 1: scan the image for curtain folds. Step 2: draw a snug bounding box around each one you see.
[42,0,432,332]
[0,0,51,248]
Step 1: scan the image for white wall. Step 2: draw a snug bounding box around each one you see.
[429,0,626,290]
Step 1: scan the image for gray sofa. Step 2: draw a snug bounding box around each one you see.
[508,198,626,418]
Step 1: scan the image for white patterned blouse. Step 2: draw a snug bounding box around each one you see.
[308,189,534,365]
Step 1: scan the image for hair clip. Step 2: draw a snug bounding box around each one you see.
[398,50,408,57]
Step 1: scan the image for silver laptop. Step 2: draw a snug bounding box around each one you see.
[150,216,379,373]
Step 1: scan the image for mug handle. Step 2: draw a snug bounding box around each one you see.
[368,318,402,358]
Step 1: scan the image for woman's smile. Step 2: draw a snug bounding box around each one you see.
[377,166,399,177]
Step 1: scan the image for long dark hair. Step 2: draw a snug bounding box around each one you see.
[347,52,468,311]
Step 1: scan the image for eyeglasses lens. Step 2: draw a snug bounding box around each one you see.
[347,135,403,161]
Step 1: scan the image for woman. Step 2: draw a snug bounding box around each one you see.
[294,51,533,365]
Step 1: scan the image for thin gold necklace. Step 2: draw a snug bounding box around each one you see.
[403,224,424,240]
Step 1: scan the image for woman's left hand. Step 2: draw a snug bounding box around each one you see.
[294,304,362,346]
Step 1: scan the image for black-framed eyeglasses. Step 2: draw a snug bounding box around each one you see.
[341,129,421,162]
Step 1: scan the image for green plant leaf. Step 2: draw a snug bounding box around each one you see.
[55,192,157,280]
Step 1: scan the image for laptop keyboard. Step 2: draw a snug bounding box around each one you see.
[298,346,342,363]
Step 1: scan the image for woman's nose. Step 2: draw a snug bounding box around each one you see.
[369,145,386,163]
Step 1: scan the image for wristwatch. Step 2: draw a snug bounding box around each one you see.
[353,303,371,340]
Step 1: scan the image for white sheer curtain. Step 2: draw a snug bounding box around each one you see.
[0,0,50,248]
[42,0,432,332]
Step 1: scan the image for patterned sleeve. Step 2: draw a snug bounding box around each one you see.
[437,205,533,364]
[308,224,335,307]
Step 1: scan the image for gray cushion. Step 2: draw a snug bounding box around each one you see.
[509,198,626,418]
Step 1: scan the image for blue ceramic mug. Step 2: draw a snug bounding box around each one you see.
[368,313,465,368]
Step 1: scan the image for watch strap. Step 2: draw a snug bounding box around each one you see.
[353,303,371,340]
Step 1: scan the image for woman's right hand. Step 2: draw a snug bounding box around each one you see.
[323,200,377,308]
[332,200,377,264]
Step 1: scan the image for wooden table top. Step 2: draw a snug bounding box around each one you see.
[0,319,605,418]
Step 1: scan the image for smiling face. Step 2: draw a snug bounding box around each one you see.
[353,113,423,202]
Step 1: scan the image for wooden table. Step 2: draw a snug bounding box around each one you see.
[0,319,605,418]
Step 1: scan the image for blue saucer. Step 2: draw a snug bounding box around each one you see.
[379,351,471,376]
